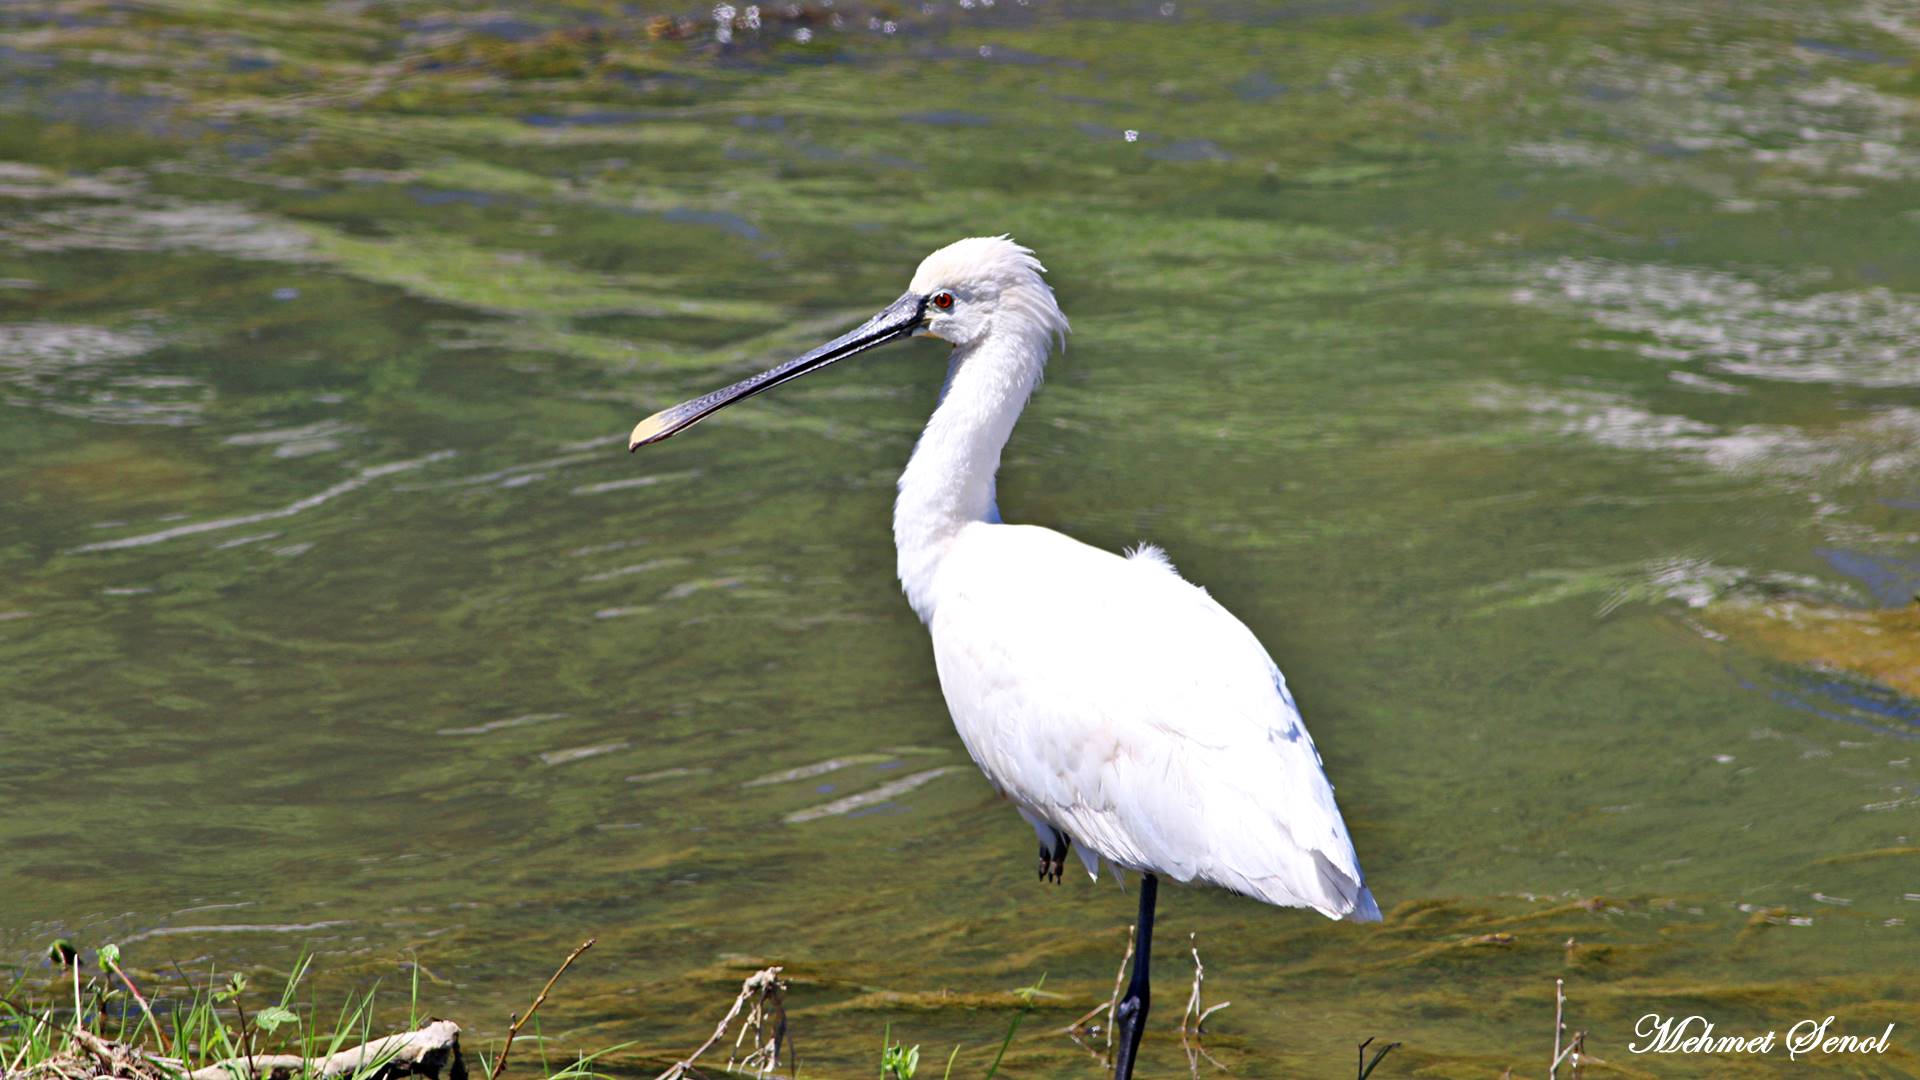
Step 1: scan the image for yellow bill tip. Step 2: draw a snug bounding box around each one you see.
[628,410,676,451]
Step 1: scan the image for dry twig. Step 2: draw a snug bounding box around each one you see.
[1547,977,1594,1079]
[653,968,789,1080]
[1177,933,1231,1037]
[1549,977,1566,1080]
[1064,924,1136,1045]
[187,1021,464,1080]
[31,1021,464,1080]
[1064,1000,1111,1036]
[724,969,787,1077]
[1173,933,1231,1077]
[1104,925,1135,1052]
[1355,1035,1400,1080]
[486,938,595,1080]
[1550,977,1564,1079]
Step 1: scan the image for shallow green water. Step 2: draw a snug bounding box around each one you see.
[3,1,1919,1076]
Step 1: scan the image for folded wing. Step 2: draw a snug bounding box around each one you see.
[928,525,1379,921]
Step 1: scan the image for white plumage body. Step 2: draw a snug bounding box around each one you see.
[925,522,1378,919]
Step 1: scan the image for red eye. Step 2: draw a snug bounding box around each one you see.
[932,291,955,310]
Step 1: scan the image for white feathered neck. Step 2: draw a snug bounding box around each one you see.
[893,241,1066,622]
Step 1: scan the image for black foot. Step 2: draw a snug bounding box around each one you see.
[1113,989,1148,1079]
[1036,829,1070,884]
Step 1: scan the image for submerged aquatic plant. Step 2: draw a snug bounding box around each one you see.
[866,974,1046,1080]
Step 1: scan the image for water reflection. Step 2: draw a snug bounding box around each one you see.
[0,322,199,427]
[1521,256,1920,387]
[5,200,315,260]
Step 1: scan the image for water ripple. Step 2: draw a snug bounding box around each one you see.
[1519,257,1920,388]
[782,766,959,824]
[71,451,456,553]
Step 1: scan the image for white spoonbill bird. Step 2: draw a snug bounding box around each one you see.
[629,237,1379,1077]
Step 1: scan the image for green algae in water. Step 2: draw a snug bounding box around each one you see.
[2,1,1920,1076]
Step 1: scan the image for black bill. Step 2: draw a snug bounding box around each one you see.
[629,291,927,450]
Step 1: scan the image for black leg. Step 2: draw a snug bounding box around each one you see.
[1111,873,1157,1080]
[1036,828,1070,884]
